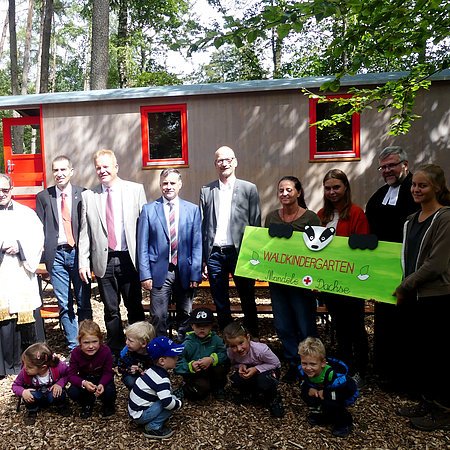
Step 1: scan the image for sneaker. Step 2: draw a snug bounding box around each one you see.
[24,410,37,426]
[144,426,174,439]
[307,413,328,426]
[352,373,367,390]
[213,388,226,402]
[57,404,72,417]
[100,405,115,418]
[268,394,285,418]
[397,401,430,418]
[172,386,185,401]
[282,365,298,384]
[332,424,353,438]
[80,404,93,419]
[410,410,450,431]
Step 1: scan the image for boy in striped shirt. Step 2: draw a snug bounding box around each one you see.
[128,336,183,439]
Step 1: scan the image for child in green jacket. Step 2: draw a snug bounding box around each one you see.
[175,308,229,400]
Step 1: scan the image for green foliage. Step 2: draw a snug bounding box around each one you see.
[194,0,450,135]
[192,44,268,83]
[132,71,182,87]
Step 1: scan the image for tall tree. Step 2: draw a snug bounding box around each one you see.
[90,0,110,90]
[39,0,54,93]
[22,0,35,95]
[194,0,450,134]
[8,0,19,95]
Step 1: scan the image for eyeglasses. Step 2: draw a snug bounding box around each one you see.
[377,161,404,172]
[0,187,12,194]
[216,157,235,165]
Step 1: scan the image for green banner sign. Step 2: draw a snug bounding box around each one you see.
[235,226,403,304]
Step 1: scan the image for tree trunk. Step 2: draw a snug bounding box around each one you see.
[9,0,19,95]
[90,0,110,90]
[21,0,35,95]
[0,9,9,58]
[40,0,53,93]
[117,0,128,88]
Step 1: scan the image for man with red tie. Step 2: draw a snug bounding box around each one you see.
[36,156,92,351]
[78,150,146,360]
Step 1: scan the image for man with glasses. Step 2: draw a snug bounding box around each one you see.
[365,146,419,392]
[0,174,45,378]
[200,146,261,338]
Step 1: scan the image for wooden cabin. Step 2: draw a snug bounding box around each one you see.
[1,70,449,218]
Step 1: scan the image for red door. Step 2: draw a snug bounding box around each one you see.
[2,116,45,210]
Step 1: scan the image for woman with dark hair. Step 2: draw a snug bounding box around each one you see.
[394,164,450,431]
[317,169,369,388]
[264,176,321,383]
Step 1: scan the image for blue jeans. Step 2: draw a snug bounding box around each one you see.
[150,268,194,338]
[270,283,317,366]
[50,248,92,350]
[26,388,67,412]
[133,401,173,432]
[207,247,258,336]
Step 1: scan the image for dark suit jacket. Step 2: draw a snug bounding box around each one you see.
[35,185,85,271]
[137,197,202,290]
[200,178,261,262]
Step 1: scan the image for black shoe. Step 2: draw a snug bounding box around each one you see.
[213,388,227,402]
[101,405,115,418]
[332,424,353,438]
[268,394,285,418]
[57,404,72,417]
[24,410,37,426]
[397,401,431,418]
[282,365,299,384]
[410,410,450,431]
[172,386,185,401]
[80,404,93,419]
[307,413,328,426]
[144,426,174,439]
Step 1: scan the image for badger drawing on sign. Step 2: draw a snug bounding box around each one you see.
[302,225,336,251]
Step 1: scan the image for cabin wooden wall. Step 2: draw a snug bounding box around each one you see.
[41,82,450,221]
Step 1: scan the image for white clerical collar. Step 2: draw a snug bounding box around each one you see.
[382,185,400,206]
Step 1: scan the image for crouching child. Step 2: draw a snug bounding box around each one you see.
[298,337,358,438]
[128,336,183,440]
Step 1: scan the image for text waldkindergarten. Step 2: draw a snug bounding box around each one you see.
[263,251,355,274]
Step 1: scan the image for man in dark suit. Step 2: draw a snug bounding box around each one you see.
[365,146,419,391]
[36,156,92,351]
[138,168,202,339]
[78,149,146,358]
[200,146,261,337]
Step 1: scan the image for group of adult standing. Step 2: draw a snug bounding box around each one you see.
[0,144,448,431]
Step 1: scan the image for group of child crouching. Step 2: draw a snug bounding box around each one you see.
[12,307,358,440]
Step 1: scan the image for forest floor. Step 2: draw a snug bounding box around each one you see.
[0,286,448,450]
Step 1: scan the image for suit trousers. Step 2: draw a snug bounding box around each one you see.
[97,251,145,356]
[150,267,194,338]
[207,247,259,337]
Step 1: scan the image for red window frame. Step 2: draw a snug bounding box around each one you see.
[309,95,360,162]
[140,104,188,168]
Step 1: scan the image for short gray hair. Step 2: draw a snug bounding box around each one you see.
[160,168,181,181]
[379,146,408,162]
[0,173,12,187]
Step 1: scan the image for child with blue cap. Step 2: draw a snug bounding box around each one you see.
[128,336,184,440]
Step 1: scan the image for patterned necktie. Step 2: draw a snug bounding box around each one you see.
[60,193,75,247]
[168,202,178,265]
[106,188,117,250]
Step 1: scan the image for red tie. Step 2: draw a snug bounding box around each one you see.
[60,193,75,247]
[169,202,177,265]
[106,188,117,250]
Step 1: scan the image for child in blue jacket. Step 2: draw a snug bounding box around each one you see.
[298,337,358,438]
